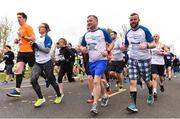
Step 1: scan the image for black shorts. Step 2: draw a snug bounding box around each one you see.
[84,62,91,75]
[151,64,165,76]
[17,52,35,67]
[6,64,14,75]
[108,61,124,73]
[165,62,172,69]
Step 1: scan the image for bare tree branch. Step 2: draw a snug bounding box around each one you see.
[0,17,13,59]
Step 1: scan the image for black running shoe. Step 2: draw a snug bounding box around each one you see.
[154,93,157,101]
[159,84,165,92]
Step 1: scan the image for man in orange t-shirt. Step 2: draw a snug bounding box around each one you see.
[7,12,35,97]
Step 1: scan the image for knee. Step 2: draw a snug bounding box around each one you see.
[129,80,137,86]
[109,71,114,78]
[93,79,100,86]
[30,78,37,85]
[30,74,39,85]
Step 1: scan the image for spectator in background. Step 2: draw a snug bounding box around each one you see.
[1,45,15,84]
[172,55,180,77]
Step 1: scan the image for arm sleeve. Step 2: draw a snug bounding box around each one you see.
[141,26,153,43]
[81,34,87,46]
[124,33,129,47]
[37,45,51,53]
[101,29,112,43]
[44,35,52,48]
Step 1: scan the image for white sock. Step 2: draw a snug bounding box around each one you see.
[153,88,157,94]
[15,88,20,92]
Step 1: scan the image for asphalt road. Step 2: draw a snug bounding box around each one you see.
[0,74,180,118]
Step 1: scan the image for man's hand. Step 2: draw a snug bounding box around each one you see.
[139,42,148,49]
[14,38,19,44]
[101,50,108,57]
[120,44,127,51]
[17,31,25,38]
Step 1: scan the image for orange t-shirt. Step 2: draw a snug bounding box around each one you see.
[18,24,35,52]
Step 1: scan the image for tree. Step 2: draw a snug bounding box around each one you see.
[106,27,113,34]
[0,17,13,59]
[118,24,129,40]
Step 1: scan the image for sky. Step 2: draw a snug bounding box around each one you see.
[0,0,180,55]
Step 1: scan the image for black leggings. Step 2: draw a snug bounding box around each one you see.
[58,63,74,83]
[30,60,61,98]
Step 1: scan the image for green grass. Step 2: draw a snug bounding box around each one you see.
[0,72,31,81]
[0,73,6,81]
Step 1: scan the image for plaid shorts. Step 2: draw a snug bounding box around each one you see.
[128,58,151,81]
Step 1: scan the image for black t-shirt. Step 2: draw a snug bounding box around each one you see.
[3,51,14,65]
[164,53,173,63]
[59,46,75,65]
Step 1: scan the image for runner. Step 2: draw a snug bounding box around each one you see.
[57,38,75,95]
[108,31,125,91]
[7,12,35,97]
[172,55,180,76]
[121,13,156,112]
[30,23,63,107]
[80,15,114,114]
[164,47,174,80]
[151,34,167,100]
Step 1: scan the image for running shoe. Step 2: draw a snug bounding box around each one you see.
[159,84,165,92]
[106,90,113,95]
[154,93,158,101]
[147,94,154,105]
[34,97,46,107]
[101,95,109,107]
[86,96,94,103]
[127,102,138,112]
[6,89,21,97]
[90,103,98,114]
[54,94,64,104]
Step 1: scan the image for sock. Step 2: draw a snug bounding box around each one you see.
[16,74,23,89]
[130,91,137,105]
[153,88,157,94]
[148,86,153,95]
[15,88,20,92]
